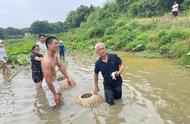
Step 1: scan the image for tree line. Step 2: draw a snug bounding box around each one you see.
[1,0,190,39]
[0,5,95,39]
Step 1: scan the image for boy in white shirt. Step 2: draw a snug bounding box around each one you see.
[36,34,47,55]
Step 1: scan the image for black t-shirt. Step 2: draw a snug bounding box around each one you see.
[94,53,122,87]
[31,52,43,72]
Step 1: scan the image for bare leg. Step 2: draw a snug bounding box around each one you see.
[2,63,8,74]
[1,64,10,81]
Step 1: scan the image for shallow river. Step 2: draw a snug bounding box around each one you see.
[0,51,190,124]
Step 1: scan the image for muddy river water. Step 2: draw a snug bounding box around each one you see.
[0,51,190,124]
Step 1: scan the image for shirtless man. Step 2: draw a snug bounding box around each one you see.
[41,36,71,107]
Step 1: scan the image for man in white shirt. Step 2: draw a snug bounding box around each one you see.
[36,34,47,55]
[0,39,8,74]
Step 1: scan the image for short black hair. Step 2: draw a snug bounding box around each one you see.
[45,36,57,48]
[32,44,39,51]
[38,34,46,38]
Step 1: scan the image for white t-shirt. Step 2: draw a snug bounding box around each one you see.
[36,42,47,56]
[0,47,7,63]
[172,4,179,12]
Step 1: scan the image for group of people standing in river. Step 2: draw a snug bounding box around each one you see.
[29,1,180,107]
[30,34,125,108]
[0,35,126,108]
[31,34,65,89]
[0,1,181,108]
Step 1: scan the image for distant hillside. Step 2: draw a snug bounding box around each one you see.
[57,1,190,65]
[4,0,190,65]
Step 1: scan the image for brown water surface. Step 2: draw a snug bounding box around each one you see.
[0,51,190,124]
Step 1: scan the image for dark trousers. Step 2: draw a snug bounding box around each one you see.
[104,84,122,105]
[60,53,65,60]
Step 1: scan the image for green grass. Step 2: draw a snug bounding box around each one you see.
[3,13,190,66]
[4,36,37,65]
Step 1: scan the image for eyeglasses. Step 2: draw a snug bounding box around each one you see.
[0,42,4,43]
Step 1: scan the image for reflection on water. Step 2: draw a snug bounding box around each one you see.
[0,51,190,124]
[91,102,126,124]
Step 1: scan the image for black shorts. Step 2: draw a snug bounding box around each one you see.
[172,11,178,17]
[104,84,122,105]
[32,71,43,83]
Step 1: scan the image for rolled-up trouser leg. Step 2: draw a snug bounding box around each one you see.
[104,88,114,105]
[113,84,122,100]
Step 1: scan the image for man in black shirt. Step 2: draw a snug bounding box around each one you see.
[93,43,125,105]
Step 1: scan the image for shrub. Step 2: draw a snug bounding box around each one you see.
[128,0,161,17]
[169,41,189,58]
[179,55,190,65]
[156,29,190,46]
[159,43,172,55]
[146,42,159,51]
[104,26,117,36]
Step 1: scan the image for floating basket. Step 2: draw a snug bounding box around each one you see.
[75,93,104,108]
[58,78,76,92]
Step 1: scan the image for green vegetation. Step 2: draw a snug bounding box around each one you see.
[56,15,190,65]
[0,27,25,39]
[2,0,190,66]
[5,36,36,65]
[55,0,190,65]
[4,35,75,65]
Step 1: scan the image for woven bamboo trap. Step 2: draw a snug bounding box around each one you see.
[57,77,76,92]
[75,93,104,108]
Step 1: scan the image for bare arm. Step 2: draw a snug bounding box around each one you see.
[56,56,71,86]
[56,57,69,78]
[34,56,43,61]
[118,62,125,75]
[93,73,100,94]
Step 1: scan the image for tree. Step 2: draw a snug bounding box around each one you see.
[29,20,51,34]
[63,5,95,31]
[116,0,185,16]
[0,32,4,39]
[181,0,190,10]
[21,28,30,34]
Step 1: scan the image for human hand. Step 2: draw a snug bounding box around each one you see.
[54,93,61,104]
[115,71,120,76]
[66,77,72,87]
[1,59,6,64]
[111,71,120,80]
[93,87,100,95]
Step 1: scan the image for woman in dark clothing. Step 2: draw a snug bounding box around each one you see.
[31,45,43,89]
